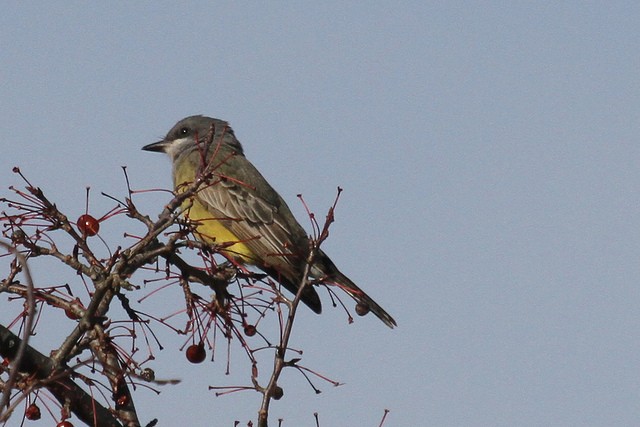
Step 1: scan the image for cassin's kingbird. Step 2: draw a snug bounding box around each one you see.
[143,115,396,328]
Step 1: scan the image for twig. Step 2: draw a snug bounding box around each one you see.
[257,244,318,427]
[0,325,122,426]
[0,240,35,414]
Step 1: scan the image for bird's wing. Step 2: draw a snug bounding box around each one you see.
[194,154,324,313]
[195,154,309,276]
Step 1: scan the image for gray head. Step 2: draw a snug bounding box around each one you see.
[142,115,243,160]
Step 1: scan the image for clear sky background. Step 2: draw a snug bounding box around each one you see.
[2,2,640,426]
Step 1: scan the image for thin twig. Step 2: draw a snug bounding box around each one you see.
[0,240,35,414]
[257,244,318,427]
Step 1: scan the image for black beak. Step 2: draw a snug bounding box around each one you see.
[142,140,169,153]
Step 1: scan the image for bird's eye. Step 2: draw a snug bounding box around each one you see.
[179,127,189,135]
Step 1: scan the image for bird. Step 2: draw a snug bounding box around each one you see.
[142,115,396,328]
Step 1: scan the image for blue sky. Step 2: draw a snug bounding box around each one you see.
[2,2,640,426]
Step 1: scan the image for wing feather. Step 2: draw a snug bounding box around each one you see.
[195,155,309,279]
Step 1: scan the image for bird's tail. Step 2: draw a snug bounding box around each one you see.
[320,257,396,328]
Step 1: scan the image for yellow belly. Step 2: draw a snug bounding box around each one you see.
[178,191,255,264]
[183,196,254,263]
[174,156,254,263]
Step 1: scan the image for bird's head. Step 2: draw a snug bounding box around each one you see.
[143,115,242,160]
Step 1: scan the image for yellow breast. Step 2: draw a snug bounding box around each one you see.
[183,196,254,262]
[173,158,254,263]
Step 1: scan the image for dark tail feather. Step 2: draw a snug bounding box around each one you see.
[262,266,323,314]
[330,269,397,329]
[264,255,395,327]
[293,281,322,314]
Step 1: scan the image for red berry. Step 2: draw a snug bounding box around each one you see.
[25,403,41,420]
[186,342,206,364]
[272,386,284,400]
[10,230,26,244]
[140,367,155,381]
[64,299,83,320]
[116,394,129,407]
[57,421,74,427]
[355,302,370,317]
[244,324,257,337]
[77,214,99,236]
